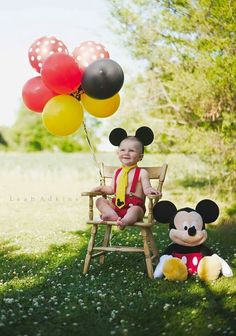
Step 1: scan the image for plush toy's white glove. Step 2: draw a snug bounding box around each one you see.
[212,254,233,277]
[154,255,173,278]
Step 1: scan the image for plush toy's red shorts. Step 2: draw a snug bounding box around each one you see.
[112,195,146,218]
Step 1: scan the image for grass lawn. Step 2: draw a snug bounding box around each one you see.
[0,152,235,336]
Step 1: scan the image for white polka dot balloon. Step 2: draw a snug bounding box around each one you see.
[72,41,109,73]
[28,36,68,73]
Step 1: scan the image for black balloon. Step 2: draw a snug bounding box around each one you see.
[81,59,124,99]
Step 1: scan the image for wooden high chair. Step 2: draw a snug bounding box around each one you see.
[81,163,168,279]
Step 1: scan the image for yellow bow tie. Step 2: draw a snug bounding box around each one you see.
[115,164,137,208]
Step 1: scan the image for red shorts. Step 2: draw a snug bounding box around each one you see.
[112,195,146,218]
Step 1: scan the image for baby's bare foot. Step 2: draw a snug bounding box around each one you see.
[117,218,127,230]
[101,213,118,221]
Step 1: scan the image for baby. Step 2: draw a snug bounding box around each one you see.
[91,127,160,229]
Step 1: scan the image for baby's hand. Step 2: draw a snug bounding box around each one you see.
[91,186,102,192]
[145,187,161,196]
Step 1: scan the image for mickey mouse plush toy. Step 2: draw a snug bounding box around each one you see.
[153,199,233,281]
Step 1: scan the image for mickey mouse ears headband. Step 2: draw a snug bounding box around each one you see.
[109,126,154,146]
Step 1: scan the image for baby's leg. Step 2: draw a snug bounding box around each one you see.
[96,197,119,221]
[117,206,144,229]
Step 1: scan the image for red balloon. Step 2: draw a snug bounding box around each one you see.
[41,53,82,94]
[28,36,68,73]
[72,40,109,74]
[22,76,58,112]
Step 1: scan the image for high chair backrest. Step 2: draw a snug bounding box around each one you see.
[100,163,168,195]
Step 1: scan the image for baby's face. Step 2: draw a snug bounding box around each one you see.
[118,138,143,166]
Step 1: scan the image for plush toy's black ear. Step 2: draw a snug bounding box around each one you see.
[153,201,177,223]
[135,126,154,146]
[109,128,127,146]
[195,199,219,223]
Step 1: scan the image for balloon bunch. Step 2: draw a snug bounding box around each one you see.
[22,36,124,136]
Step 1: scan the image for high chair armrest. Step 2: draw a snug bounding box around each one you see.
[81,191,110,221]
[146,194,162,201]
[81,191,105,197]
[146,194,162,223]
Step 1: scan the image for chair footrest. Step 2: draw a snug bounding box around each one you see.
[86,220,154,227]
[93,246,144,253]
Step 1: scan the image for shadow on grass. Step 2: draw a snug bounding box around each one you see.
[0,225,235,336]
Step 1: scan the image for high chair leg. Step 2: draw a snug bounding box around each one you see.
[141,228,154,279]
[99,225,112,264]
[83,224,98,274]
[147,229,159,263]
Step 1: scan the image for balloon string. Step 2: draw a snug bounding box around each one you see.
[83,121,103,185]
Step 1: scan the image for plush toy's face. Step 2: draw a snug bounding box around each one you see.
[170,210,207,247]
[153,199,220,248]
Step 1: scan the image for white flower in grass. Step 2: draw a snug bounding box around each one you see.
[3,298,14,304]
[111,310,117,318]
[163,303,171,311]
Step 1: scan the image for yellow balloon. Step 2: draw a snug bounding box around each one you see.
[42,95,84,136]
[81,93,120,118]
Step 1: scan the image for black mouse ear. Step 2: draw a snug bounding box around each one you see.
[135,126,154,146]
[153,201,177,223]
[109,128,127,146]
[196,199,219,223]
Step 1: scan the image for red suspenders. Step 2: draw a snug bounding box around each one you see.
[114,167,141,195]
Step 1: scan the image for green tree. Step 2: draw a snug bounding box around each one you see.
[107,0,236,133]
[107,0,236,203]
[0,126,8,151]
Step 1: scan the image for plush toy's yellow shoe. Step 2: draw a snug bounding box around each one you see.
[163,257,188,281]
[197,255,221,281]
